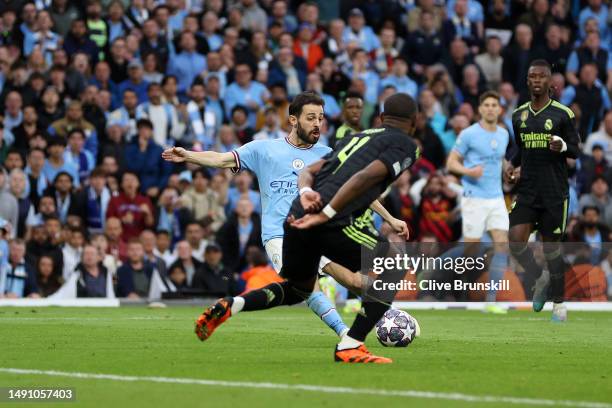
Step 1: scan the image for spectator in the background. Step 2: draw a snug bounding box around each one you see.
[566,31,612,92]
[253,106,287,141]
[108,88,139,142]
[42,137,79,189]
[225,63,269,129]
[583,111,612,162]
[305,72,340,124]
[379,57,418,99]
[230,105,255,145]
[418,174,458,242]
[104,216,126,262]
[443,38,474,88]
[535,24,571,75]
[345,48,379,105]
[200,51,227,98]
[72,167,110,235]
[169,240,203,288]
[8,168,35,239]
[239,0,267,33]
[215,125,240,153]
[342,8,380,53]
[0,168,19,237]
[25,10,60,66]
[293,23,323,73]
[48,100,98,157]
[429,71,459,118]
[135,83,181,147]
[218,196,263,274]
[475,36,504,90]
[124,118,170,199]
[37,86,64,131]
[11,105,43,155]
[155,186,190,245]
[406,0,444,33]
[192,242,236,296]
[321,18,348,64]
[35,254,62,297]
[578,0,609,41]
[106,171,155,241]
[64,129,95,184]
[0,239,39,298]
[116,238,153,298]
[141,53,163,84]
[76,243,108,297]
[167,31,206,97]
[140,228,167,277]
[502,24,535,98]
[63,19,98,64]
[179,168,226,231]
[518,0,554,49]
[61,227,84,280]
[269,0,298,33]
[460,64,486,112]
[118,59,149,104]
[370,27,400,76]
[578,144,609,195]
[107,37,129,84]
[91,62,118,106]
[46,171,78,224]
[183,221,206,263]
[154,230,174,267]
[442,0,481,53]
[226,171,261,215]
[268,47,307,98]
[257,83,289,131]
[201,11,223,52]
[106,0,130,44]
[579,176,612,226]
[318,57,350,101]
[140,19,171,72]
[85,0,107,62]
[439,114,470,155]
[186,80,216,150]
[385,171,418,240]
[570,206,611,261]
[561,63,611,138]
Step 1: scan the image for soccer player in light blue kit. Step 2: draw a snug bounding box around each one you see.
[446,91,511,313]
[163,91,408,339]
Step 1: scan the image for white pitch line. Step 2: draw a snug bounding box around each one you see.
[1,368,611,408]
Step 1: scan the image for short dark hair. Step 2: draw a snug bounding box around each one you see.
[479,90,501,105]
[67,128,85,139]
[136,118,154,129]
[342,91,363,104]
[192,167,211,180]
[383,93,417,120]
[54,171,74,184]
[529,59,552,72]
[288,91,324,117]
[231,105,249,117]
[90,167,106,179]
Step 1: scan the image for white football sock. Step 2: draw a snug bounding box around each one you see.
[336,333,363,350]
[230,297,245,315]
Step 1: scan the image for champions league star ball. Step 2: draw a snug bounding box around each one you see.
[375,309,420,347]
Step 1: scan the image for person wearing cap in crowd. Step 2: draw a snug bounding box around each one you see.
[342,8,380,53]
[192,242,237,296]
[118,59,150,104]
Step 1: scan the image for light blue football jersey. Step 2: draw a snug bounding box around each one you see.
[452,123,509,199]
[232,138,332,243]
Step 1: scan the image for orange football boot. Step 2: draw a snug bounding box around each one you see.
[334,345,393,364]
[194,298,232,341]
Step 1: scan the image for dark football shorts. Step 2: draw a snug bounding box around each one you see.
[509,199,569,237]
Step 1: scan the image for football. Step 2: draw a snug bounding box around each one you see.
[375,309,420,347]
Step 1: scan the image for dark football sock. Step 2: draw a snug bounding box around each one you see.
[510,243,541,278]
[544,248,567,303]
[347,301,390,342]
[241,281,309,311]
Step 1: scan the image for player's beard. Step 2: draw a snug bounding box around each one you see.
[296,122,320,145]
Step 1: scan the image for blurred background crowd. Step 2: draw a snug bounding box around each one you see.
[0,0,611,300]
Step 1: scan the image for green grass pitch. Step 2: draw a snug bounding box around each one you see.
[1,306,611,408]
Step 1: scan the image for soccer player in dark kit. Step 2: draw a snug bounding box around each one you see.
[506,60,580,322]
[194,93,420,363]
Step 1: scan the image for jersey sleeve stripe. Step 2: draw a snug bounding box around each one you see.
[230,150,241,174]
[551,101,575,119]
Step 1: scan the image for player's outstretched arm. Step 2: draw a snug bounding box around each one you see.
[161,147,237,168]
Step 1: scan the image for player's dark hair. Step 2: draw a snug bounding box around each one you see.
[529,59,552,73]
[288,91,324,118]
[479,90,501,105]
[342,91,363,104]
[383,93,417,120]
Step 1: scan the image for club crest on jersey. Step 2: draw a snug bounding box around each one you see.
[545,118,553,131]
[292,159,305,170]
[490,139,498,149]
[520,110,528,128]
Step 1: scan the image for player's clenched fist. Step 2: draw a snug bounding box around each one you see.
[162,147,188,163]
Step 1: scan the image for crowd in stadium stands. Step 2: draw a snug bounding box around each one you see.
[0,0,611,301]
